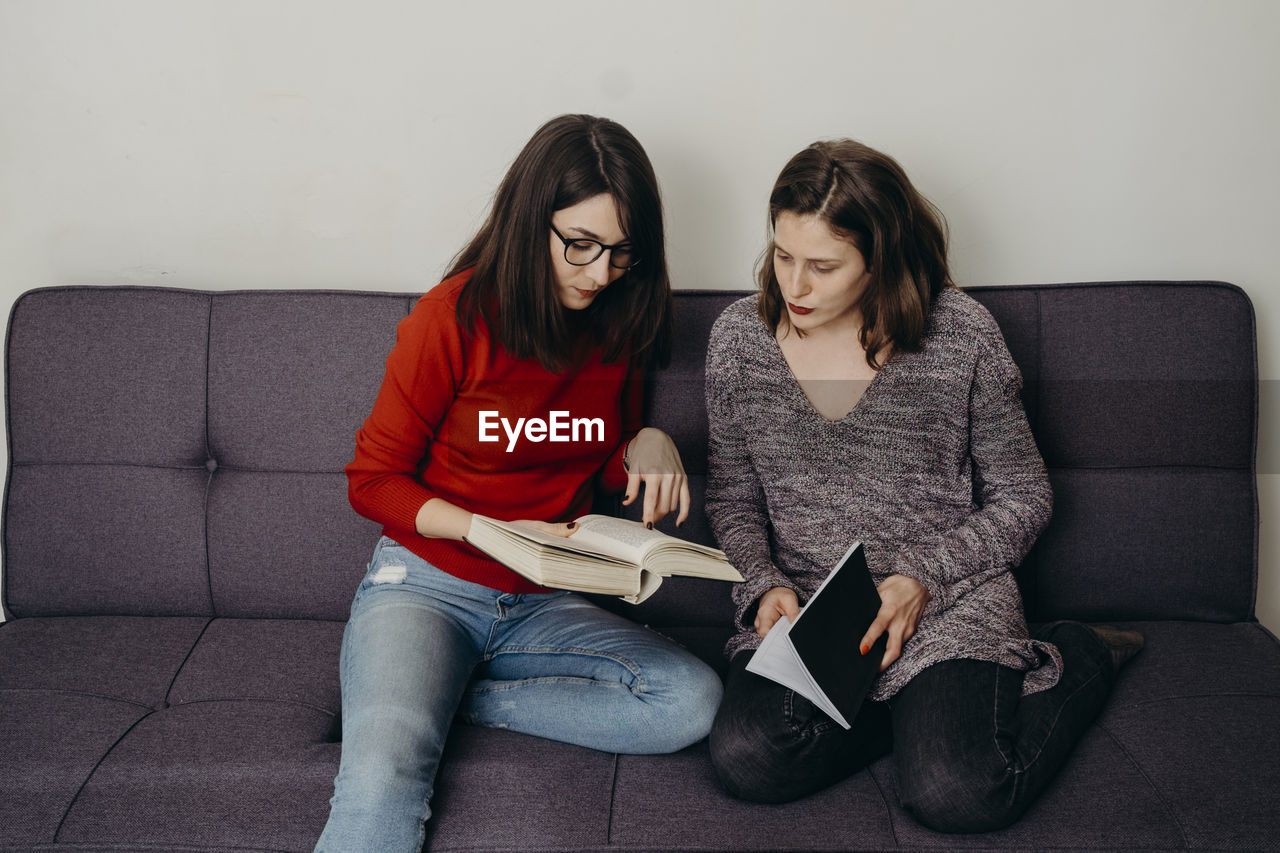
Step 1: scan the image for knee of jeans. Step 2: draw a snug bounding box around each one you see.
[338,703,451,776]
[637,660,723,753]
[332,751,434,814]
[708,704,810,803]
[709,727,771,801]
[898,753,1021,833]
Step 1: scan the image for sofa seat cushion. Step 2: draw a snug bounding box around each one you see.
[604,620,1280,852]
[609,742,898,851]
[867,726,1187,850]
[0,616,208,706]
[424,726,619,852]
[1091,621,1280,851]
[1099,620,1280,704]
[865,620,1280,851]
[4,614,1278,851]
[1099,694,1279,850]
[166,617,344,710]
[54,701,339,851]
[0,616,344,850]
[0,692,149,847]
[609,732,1181,851]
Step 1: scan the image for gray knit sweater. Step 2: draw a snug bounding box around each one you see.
[705,289,1060,701]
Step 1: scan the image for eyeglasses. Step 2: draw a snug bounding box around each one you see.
[550,223,639,270]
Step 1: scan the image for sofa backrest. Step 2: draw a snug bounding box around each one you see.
[3,282,1257,626]
[4,288,403,620]
[617,282,1258,626]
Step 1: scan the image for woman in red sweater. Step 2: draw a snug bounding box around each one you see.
[315,115,723,852]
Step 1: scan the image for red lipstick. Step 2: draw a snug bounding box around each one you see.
[788,303,814,315]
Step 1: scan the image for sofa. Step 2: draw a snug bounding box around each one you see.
[2,281,1277,853]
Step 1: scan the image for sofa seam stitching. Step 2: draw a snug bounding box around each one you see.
[1109,689,1280,711]
[605,752,619,845]
[162,617,216,708]
[163,695,337,717]
[865,762,900,847]
[0,686,153,710]
[1093,719,1191,849]
[51,709,157,844]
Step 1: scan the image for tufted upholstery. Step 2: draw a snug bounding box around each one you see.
[2,282,1276,852]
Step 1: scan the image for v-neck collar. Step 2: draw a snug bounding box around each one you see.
[759,315,893,425]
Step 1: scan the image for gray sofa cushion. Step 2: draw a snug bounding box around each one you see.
[0,616,207,704]
[1,693,150,847]
[54,701,338,850]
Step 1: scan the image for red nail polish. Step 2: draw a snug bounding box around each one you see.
[860,644,869,655]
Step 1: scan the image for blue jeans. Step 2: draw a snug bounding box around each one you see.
[316,537,723,853]
[710,621,1114,832]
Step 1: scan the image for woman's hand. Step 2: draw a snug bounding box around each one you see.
[755,587,801,638]
[859,574,931,672]
[509,520,578,538]
[419,498,579,543]
[622,427,691,527]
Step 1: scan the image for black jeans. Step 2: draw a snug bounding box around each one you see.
[709,621,1114,833]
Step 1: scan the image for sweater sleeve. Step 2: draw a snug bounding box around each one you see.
[704,311,802,632]
[597,363,644,494]
[888,327,1053,612]
[345,295,462,536]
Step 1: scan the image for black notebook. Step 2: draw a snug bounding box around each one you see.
[745,542,887,729]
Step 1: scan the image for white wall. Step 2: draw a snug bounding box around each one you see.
[2,0,1277,629]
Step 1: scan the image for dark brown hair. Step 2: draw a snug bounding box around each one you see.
[448,114,671,372]
[758,139,953,369]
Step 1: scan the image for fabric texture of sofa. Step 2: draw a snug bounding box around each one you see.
[2,281,1278,852]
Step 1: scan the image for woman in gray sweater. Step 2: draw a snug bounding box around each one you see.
[705,140,1142,832]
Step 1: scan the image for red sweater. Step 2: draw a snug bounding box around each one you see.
[345,270,641,592]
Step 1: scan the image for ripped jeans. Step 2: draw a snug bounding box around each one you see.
[315,537,723,853]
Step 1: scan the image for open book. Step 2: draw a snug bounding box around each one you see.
[746,543,887,729]
[464,514,743,604]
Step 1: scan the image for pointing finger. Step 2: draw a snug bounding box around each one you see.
[642,475,659,526]
[622,472,641,507]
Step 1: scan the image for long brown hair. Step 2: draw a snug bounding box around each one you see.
[449,114,672,372]
[758,139,953,369]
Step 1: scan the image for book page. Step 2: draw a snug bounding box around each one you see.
[570,514,665,561]
[487,518,609,553]
[469,517,625,565]
[465,515,639,596]
[621,570,665,605]
[466,515,737,601]
[572,514,733,566]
